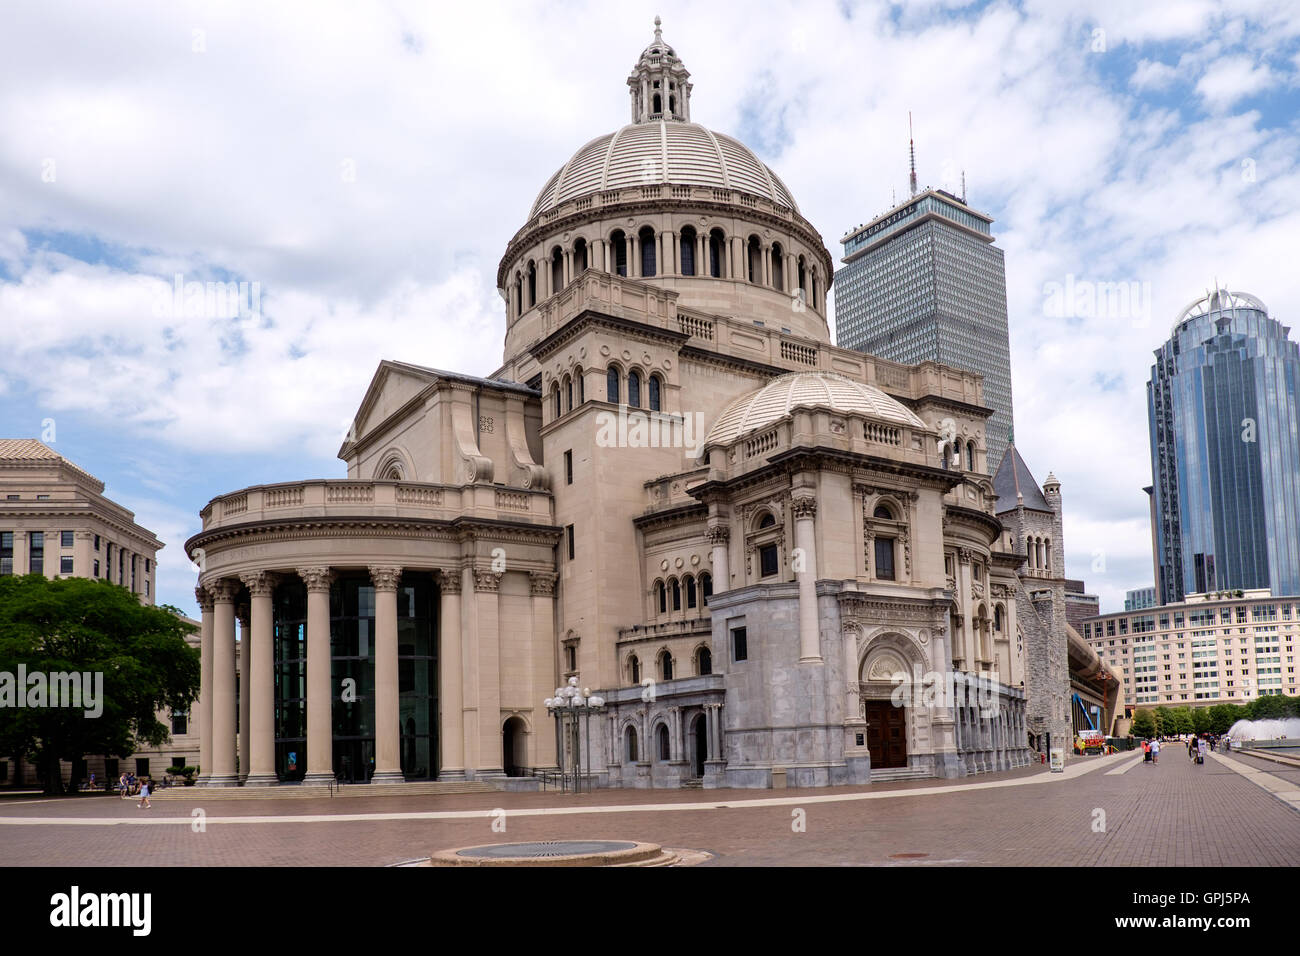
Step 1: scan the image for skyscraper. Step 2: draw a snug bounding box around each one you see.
[1147,288,1300,604]
[835,187,1016,470]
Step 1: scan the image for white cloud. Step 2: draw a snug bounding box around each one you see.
[1131,58,1178,91]
[1196,55,1277,110]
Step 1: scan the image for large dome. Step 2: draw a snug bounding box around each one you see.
[529,120,799,219]
[706,371,928,447]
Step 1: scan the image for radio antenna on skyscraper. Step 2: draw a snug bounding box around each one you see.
[961,169,966,203]
[908,112,918,197]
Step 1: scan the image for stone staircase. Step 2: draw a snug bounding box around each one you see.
[680,778,704,789]
[869,766,932,783]
[152,780,498,801]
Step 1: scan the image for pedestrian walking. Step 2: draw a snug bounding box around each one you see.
[1142,739,1151,763]
[1151,738,1160,764]
[119,773,128,799]
[137,778,151,809]
[1197,737,1207,765]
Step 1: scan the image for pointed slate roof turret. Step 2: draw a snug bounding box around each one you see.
[992,440,1052,515]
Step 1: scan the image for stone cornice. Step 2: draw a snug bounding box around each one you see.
[528,308,691,362]
[942,504,1006,541]
[185,513,563,558]
[631,501,708,532]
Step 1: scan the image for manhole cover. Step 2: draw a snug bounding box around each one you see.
[888,852,929,859]
[458,841,638,859]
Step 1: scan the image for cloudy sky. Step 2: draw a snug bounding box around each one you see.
[3,0,1298,617]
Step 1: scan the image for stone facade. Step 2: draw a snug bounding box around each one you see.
[185,20,1038,790]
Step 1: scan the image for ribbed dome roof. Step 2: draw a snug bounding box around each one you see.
[529,120,799,219]
[705,371,927,447]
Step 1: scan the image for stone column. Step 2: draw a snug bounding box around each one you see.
[563,250,572,287]
[707,525,730,594]
[473,568,504,775]
[530,572,558,770]
[237,602,251,783]
[209,580,239,786]
[629,234,639,278]
[240,571,278,786]
[74,531,93,579]
[595,238,606,273]
[370,566,404,783]
[299,567,335,786]
[761,244,771,286]
[659,230,669,275]
[438,568,466,780]
[731,237,743,281]
[195,587,214,785]
[696,233,706,276]
[793,496,822,663]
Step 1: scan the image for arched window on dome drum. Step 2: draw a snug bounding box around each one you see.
[607,366,620,403]
[700,572,712,603]
[648,375,661,411]
[685,574,696,608]
[659,651,673,681]
[669,94,676,115]
[680,226,696,276]
[628,370,641,408]
[657,580,667,614]
[551,247,563,295]
[671,577,681,610]
[565,376,573,413]
[811,272,818,309]
[942,443,951,470]
[771,242,784,292]
[552,383,561,420]
[574,238,588,274]
[966,441,975,471]
[514,273,523,318]
[652,93,661,115]
[610,230,628,277]
[797,256,807,296]
[639,226,656,277]
[575,366,584,404]
[709,229,724,278]
[747,235,761,283]
[527,261,537,307]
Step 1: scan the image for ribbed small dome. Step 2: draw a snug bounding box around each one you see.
[529,121,798,219]
[706,371,927,447]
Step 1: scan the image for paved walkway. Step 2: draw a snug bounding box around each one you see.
[1,750,1295,865]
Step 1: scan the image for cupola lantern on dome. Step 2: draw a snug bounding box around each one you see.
[629,16,692,123]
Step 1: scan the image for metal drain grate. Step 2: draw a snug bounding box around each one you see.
[457,840,638,859]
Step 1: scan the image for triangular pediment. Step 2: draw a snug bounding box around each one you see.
[338,360,440,460]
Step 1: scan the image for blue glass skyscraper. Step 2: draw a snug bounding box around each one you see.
[1147,288,1300,603]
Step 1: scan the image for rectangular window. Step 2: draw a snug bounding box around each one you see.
[93,559,100,577]
[0,532,11,576]
[759,543,779,578]
[29,531,43,574]
[564,450,573,485]
[61,530,74,548]
[732,626,748,662]
[145,558,151,573]
[94,534,100,551]
[36,494,49,501]
[144,580,150,596]
[5,495,17,501]
[566,524,575,561]
[135,758,150,777]
[60,556,74,575]
[874,537,896,580]
[171,710,188,735]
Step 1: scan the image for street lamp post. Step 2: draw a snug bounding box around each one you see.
[545,677,605,794]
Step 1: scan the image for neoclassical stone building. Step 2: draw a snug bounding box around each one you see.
[186,20,1038,789]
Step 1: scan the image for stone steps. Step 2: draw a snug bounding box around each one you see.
[870,767,932,783]
[152,780,497,800]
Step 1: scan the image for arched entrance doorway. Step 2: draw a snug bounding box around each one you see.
[691,714,707,778]
[502,716,527,777]
[859,645,913,770]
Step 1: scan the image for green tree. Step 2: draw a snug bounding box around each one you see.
[1191,706,1211,735]
[1153,705,1172,736]
[1131,709,1156,738]
[1172,708,1195,735]
[1249,694,1288,720]
[1207,704,1238,735]
[0,575,199,795]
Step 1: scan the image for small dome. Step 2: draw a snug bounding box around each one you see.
[529,121,798,219]
[705,371,927,447]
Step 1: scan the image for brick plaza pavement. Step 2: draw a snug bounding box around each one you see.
[1,749,1296,866]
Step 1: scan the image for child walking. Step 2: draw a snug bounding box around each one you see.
[137,778,151,809]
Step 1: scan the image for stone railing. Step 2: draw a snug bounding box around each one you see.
[197,479,553,533]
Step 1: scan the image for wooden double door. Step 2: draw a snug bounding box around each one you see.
[864,700,908,769]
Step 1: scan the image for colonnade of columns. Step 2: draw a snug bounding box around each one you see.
[193,564,558,787]
[508,227,824,321]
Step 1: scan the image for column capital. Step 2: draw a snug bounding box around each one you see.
[208,579,239,604]
[296,566,334,592]
[791,495,818,519]
[706,525,730,545]
[368,566,403,592]
[436,566,462,594]
[473,568,502,593]
[194,586,214,612]
[529,570,557,595]
[239,570,279,597]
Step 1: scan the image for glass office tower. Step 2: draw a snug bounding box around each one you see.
[1147,288,1300,604]
[836,189,1015,470]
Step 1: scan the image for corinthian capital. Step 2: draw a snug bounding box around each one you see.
[194,586,214,612]
[297,567,334,593]
[368,566,403,592]
[706,525,730,545]
[529,571,557,596]
[239,570,279,597]
[791,495,818,519]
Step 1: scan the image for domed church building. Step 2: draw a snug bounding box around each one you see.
[187,20,1039,790]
